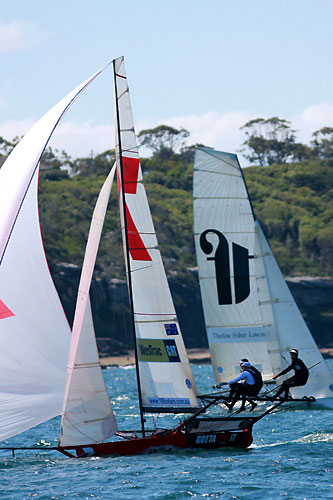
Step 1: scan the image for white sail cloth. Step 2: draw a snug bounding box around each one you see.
[114,57,198,412]
[59,166,117,447]
[0,65,108,441]
[194,147,333,406]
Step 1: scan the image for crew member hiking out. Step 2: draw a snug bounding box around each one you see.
[223,359,263,413]
[270,349,309,401]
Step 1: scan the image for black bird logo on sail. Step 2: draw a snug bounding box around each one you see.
[199,229,253,305]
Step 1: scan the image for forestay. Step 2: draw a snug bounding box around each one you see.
[114,56,198,413]
[0,67,107,441]
[59,166,117,447]
[193,147,333,405]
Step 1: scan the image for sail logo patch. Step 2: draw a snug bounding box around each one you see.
[147,397,191,406]
[200,229,253,305]
[0,299,14,320]
[164,324,179,335]
[137,339,181,363]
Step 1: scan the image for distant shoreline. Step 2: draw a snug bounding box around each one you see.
[100,347,333,367]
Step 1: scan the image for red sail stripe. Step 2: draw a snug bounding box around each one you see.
[0,299,14,320]
[122,157,139,194]
[116,158,150,260]
[126,205,152,261]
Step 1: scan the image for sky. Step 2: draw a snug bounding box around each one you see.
[0,0,332,164]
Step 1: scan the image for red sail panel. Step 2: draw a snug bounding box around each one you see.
[122,157,139,194]
[0,299,14,320]
[126,205,152,262]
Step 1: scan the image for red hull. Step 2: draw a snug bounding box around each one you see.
[57,424,253,458]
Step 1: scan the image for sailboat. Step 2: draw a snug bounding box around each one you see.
[193,147,333,408]
[0,57,286,458]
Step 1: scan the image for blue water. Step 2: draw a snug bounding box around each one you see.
[1,361,332,500]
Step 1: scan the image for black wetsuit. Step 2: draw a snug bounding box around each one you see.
[273,357,309,399]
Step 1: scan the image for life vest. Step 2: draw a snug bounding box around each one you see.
[247,366,263,392]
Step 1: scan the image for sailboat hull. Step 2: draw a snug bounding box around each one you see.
[57,419,254,458]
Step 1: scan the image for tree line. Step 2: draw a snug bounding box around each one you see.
[0,118,332,350]
[0,116,332,281]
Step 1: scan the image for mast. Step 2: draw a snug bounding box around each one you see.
[113,58,146,437]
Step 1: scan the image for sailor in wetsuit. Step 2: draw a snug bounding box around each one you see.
[224,360,263,413]
[271,349,309,400]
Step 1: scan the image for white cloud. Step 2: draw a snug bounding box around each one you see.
[1,103,332,163]
[292,102,333,143]
[0,118,113,158]
[51,121,113,157]
[0,20,52,54]
[164,110,253,153]
[0,118,34,141]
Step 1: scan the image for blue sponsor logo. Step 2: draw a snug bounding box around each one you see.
[186,378,192,389]
[217,366,223,373]
[164,339,181,362]
[148,397,191,406]
[164,324,179,335]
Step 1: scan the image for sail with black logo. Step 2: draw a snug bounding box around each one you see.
[193,147,333,408]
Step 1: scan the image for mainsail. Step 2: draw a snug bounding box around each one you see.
[59,165,117,447]
[193,147,333,405]
[114,56,198,413]
[0,66,108,441]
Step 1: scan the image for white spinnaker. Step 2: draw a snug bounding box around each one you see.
[0,66,109,441]
[194,147,333,406]
[0,170,71,441]
[194,147,275,382]
[114,56,198,412]
[59,166,117,447]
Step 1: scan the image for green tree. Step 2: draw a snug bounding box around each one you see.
[138,125,189,160]
[72,150,115,176]
[311,127,333,160]
[241,117,298,165]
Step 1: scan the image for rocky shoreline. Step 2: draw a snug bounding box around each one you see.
[100,347,333,367]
